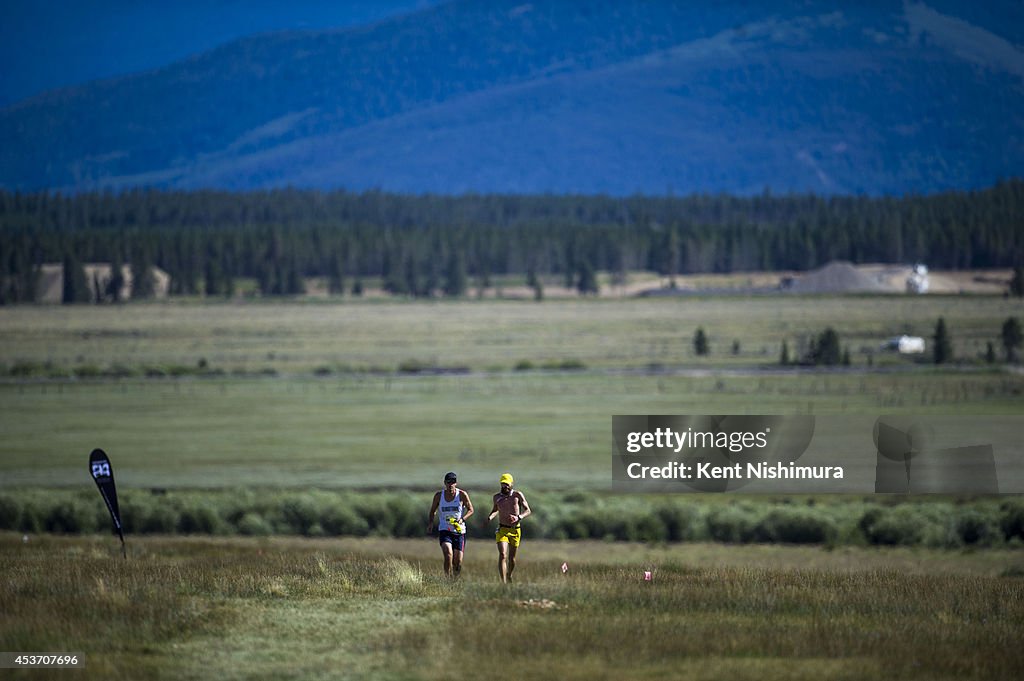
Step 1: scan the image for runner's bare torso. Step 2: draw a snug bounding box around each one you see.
[494,490,524,525]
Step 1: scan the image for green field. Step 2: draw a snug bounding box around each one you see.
[1,371,1022,489]
[1,296,1022,490]
[2,296,1023,679]
[3,533,1023,681]
[1,295,1021,374]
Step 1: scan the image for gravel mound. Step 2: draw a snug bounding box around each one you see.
[787,261,890,293]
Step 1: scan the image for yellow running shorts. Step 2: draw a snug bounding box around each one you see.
[495,525,521,547]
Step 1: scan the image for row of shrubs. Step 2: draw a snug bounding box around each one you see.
[3,358,589,380]
[3,360,250,379]
[2,489,1022,549]
[513,359,587,371]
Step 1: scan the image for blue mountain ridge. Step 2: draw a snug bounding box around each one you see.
[0,0,443,107]
[1,0,1021,196]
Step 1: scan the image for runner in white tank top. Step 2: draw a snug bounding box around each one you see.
[426,471,475,577]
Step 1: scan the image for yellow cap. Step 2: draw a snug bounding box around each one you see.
[499,473,514,486]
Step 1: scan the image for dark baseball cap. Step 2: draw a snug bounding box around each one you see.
[444,471,457,482]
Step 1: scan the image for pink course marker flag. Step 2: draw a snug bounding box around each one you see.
[644,571,652,581]
[561,562,568,574]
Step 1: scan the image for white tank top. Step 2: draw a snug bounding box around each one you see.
[438,488,465,534]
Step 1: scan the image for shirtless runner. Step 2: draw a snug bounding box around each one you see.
[486,473,531,583]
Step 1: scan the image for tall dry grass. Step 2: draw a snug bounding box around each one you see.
[2,534,1022,680]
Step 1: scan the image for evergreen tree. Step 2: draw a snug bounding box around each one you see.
[933,317,952,364]
[327,254,346,295]
[0,249,8,304]
[285,257,305,295]
[403,255,421,297]
[475,266,491,299]
[422,258,439,297]
[219,239,237,298]
[809,328,841,365]
[527,267,544,301]
[204,258,224,296]
[62,253,90,304]
[694,328,709,356]
[257,262,277,296]
[106,252,125,302]
[383,250,407,295]
[780,340,790,365]
[1002,317,1022,362]
[609,244,628,288]
[131,247,156,299]
[443,252,467,297]
[576,259,599,296]
[563,239,577,289]
[1010,266,1024,297]
[985,341,996,363]
[6,247,39,304]
[666,228,680,288]
[92,271,102,304]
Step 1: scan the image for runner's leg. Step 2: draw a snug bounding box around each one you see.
[452,547,463,575]
[497,540,508,583]
[508,542,518,582]
[441,541,454,577]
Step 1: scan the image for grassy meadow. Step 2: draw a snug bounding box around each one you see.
[1,294,1022,375]
[1,294,1023,679]
[2,371,1022,489]
[0,295,1021,490]
[2,533,1023,681]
